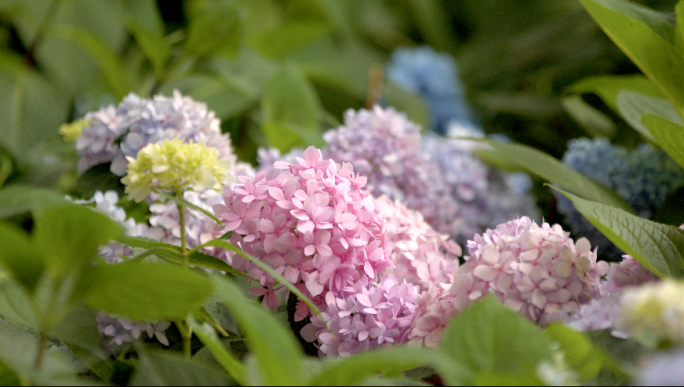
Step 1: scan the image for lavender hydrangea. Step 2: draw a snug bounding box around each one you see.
[556,138,684,260]
[322,106,539,244]
[75,90,236,176]
[386,46,475,134]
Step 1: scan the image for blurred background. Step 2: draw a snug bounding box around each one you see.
[0,0,678,226]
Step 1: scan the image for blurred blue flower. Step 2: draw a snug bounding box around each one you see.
[555,138,684,260]
[387,46,475,134]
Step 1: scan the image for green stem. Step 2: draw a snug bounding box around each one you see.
[24,0,60,67]
[33,332,46,370]
[176,188,189,268]
[176,320,192,359]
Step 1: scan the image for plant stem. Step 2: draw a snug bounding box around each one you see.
[33,332,46,370]
[176,320,192,359]
[24,0,60,68]
[176,188,189,268]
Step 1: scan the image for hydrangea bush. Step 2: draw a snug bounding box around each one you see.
[3,0,684,385]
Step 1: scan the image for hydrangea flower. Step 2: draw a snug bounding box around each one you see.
[617,279,684,347]
[213,146,395,313]
[323,106,539,244]
[457,216,608,325]
[74,90,236,175]
[386,46,474,134]
[121,139,230,202]
[636,350,684,386]
[556,138,684,260]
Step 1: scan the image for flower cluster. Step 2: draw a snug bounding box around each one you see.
[556,138,684,260]
[97,315,171,350]
[386,46,475,134]
[121,139,230,202]
[458,216,607,325]
[565,255,657,337]
[617,279,684,347]
[322,106,539,244]
[214,146,395,311]
[74,91,236,175]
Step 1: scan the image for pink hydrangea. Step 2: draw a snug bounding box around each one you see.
[213,146,395,312]
[603,255,658,295]
[457,216,608,325]
[300,275,421,357]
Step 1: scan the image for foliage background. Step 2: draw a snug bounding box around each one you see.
[0,0,677,233]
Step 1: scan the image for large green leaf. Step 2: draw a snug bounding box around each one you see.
[50,306,102,354]
[616,91,683,141]
[440,295,553,384]
[84,264,213,321]
[0,68,69,164]
[46,24,130,100]
[555,188,684,278]
[566,74,663,112]
[477,139,635,214]
[131,346,233,386]
[642,113,684,171]
[404,0,453,50]
[579,0,684,115]
[33,204,122,278]
[211,275,305,386]
[544,324,609,381]
[309,347,458,386]
[261,62,323,153]
[0,185,67,219]
[0,278,39,329]
[0,223,44,293]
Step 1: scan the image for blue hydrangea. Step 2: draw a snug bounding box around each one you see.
[386,46,475,135]
[555,138,684,260]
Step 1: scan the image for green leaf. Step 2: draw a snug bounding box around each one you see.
[185,0,244,57]
[0,360,20,386]
[440,295,553,383]
[309,347,453,386]
[65,343,115,383]
[84,263,213,321]
[0,223,44,293]
[123,18,170,78]
[34,204,123,278]
[0,185,67,219]
[0,68,69,164]
[544,324,606,381]
[46,24,130,100]
[120,0,165,37]
[560,95,616,138]
[476,139,635,214]
[677,1,684,52]
[642,113,684,170]
[50,306,102,353]
[0,278,39,329]
[250,21,330,59]
[653,186,684,227]
[471,149,526,172]
[261,63,323,153]
[579,0,684,115]
[211,275,305,385]
[384,83,430,133]
[187,318,247,385]
[616,91,683,141]
[131,346,233,386]
[117,236,245,275]
[566,74,663,112]
[554,188,684,278]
